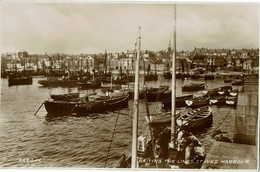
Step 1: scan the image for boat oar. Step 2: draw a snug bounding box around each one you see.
[34,102,44,116]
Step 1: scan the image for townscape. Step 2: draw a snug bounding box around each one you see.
[0,2,258,170]
[1,47,259,79]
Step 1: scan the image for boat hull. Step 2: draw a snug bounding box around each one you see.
[182,83,206,92]
[50,93,80,101]
[78,82,101,89]
[162,95,193,109]
[8,77,33,86]
[177,106,213,131]
[38,79,80,87]
[45,94,129,116]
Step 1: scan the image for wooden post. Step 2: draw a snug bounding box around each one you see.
[131,26,141,168]
[170,4,177,149]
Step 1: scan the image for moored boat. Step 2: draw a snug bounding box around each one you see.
[209,95,238,107]
[225,97,238,106]
[182,83,206,92]
[50,93,80,101]
[38,79,81,87]
[176,106,213,130]
[162,71,172,79]
[44,92,129,116]
[185,95,210,108]
[190,74,200,79]
[77,81,101,89]
[224,79,232,83]
[144,74,158,81]
[162,95,193,109]
[232,80,243,86]
[204,74,215,80]
[8,76,33,86]
[202,86,232,97]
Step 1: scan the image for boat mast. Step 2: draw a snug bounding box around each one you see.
[131,26,141,168]
[170,4,177,149]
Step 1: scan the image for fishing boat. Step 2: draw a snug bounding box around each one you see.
[176,106,213,130]
[44,92,129,116]
[144,73,158,81]
[127,86,170,102]
[209,95,237,107]
[140,86,170,102]
[77,81,101,89]
[229,90,239,97]
[232,80,243,86]
[204,74,215,80]
[38,79,81,87]
[162,95,193,109]
[225,97,238,106]
[8,76,33,86]
[182,83,206,92]
[176,73,190,79]
[224,79,232,83]
[190,73,200,79]
[202,86,232,97]
[50,93,80,101]
[162,70,172,79]
[185,95,210,108]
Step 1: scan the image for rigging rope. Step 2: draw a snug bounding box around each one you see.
[104,112,120,167]
[142,64,158,167]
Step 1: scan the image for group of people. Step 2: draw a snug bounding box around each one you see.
[176,125,205,165]
[155,125,205,166]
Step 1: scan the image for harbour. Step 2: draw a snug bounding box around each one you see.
[0,2,259,170]
[0,72,257,168]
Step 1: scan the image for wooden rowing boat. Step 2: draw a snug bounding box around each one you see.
[185,95,210,108]
[176,106,213,130]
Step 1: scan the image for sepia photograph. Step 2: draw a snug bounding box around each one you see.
[0,0,259,170]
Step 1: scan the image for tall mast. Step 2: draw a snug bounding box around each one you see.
[131,26,141,168]
[170,4,177,149]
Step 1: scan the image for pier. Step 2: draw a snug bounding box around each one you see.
[202,74,258,169]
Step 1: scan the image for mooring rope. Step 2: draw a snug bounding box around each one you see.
[33,102,44,116]
[208,107,232,135]
[104,112,120,167]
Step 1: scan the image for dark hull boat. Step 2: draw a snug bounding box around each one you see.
[202,86,232,97]
[44,94,129,116]
[182,83,206,92]
[232,80,243,86]
[185,96,210,108]
[209,95,237,107]
[162,95,193,109]
[162,71,172,79]
[78,81,101,89]
[50,93,80,101]
[204,75,215,80]
[38,79,81,87]
[141,86,171,102]
[224,79,232,83]
[8,76,33,86]
[176,106,213,130]
[176,73,190,79]
[190,74,200,79]
[225,97,238,107]
[128,86,170,102]
[144,74,158,81]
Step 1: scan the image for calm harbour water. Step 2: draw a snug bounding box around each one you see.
[0,75,242,168]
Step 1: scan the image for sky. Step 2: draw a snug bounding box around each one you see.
[0,1,259,54]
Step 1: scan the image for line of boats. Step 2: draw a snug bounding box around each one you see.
[6,70,244,88]
[43,83,239,117]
